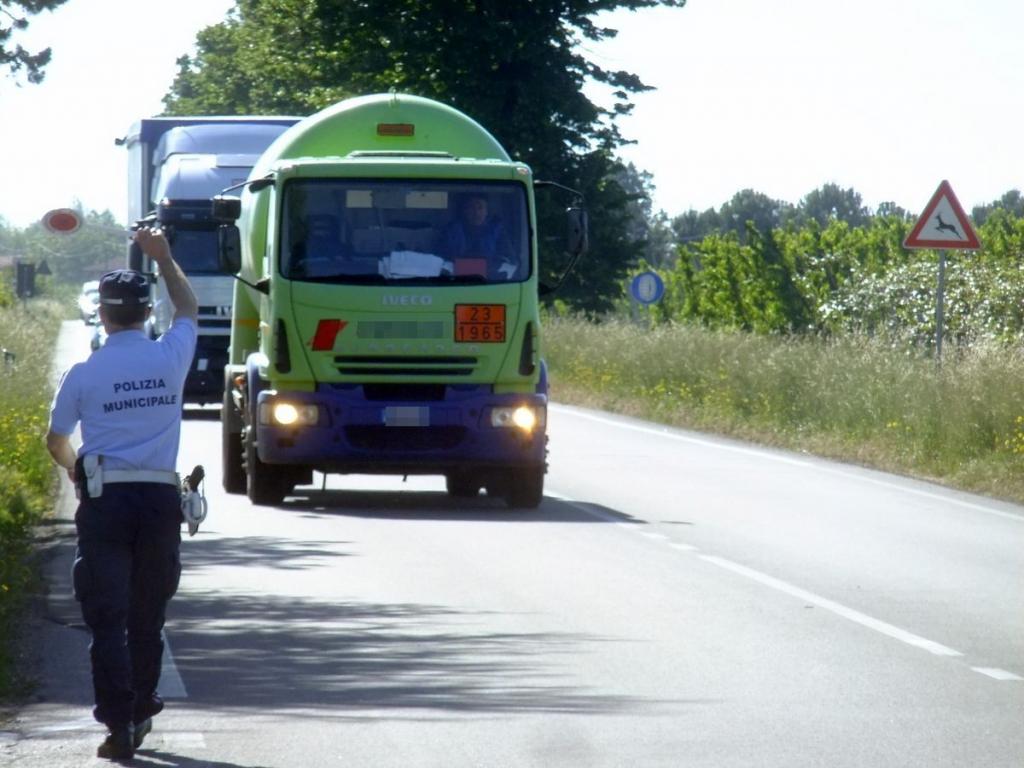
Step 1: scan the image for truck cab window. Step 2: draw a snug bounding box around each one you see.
[168,229,222,274]
[281,180,530,285]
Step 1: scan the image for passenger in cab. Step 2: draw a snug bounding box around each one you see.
[438,194,518,280]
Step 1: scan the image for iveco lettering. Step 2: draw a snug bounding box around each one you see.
[382,295,433,306]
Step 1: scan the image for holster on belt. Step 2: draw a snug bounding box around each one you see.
[76,454,103,499]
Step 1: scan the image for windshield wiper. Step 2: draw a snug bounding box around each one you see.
[296,273,387,284]
[388,274,489,285]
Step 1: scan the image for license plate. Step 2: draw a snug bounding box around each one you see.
[455,304,505,343]
[383,406,430,427]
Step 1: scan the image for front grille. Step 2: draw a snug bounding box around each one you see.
[345,425,466,451]
[335,355,477,377]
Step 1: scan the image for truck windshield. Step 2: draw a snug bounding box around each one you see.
[281,180,530,284]
[170,228,222,274]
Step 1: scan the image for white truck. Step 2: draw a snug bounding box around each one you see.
[118,117,300,403]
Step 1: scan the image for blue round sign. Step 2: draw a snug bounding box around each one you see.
[630,271,664,305]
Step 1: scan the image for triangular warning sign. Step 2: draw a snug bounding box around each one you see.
[904,180,980,250]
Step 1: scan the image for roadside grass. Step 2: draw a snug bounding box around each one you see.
[545,315,1024,505]
[0,299,64,702]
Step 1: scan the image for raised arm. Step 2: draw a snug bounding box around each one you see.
[134,227,199,321]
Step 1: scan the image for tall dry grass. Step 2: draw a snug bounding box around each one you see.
[545,315,1024,503]
[0,298,64,699]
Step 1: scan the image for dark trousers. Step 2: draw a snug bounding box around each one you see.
[73,482,182,729]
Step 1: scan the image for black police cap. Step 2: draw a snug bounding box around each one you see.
[99,269,150,306]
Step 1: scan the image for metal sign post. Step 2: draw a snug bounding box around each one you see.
[935,250,946,361]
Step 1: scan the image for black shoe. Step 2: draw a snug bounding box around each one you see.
[97,725,134,760]
[133,717,152,749]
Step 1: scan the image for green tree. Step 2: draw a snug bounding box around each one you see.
[163,0,686,313]
[671,207,721,243]
[798,183,869,228]
[875,201,910,220]
[719,189,794,241]
[972,189,1024,226]
[1,0,69,83]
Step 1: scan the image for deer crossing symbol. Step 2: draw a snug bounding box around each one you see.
[934,213,961,238]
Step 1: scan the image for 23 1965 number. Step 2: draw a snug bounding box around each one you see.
[455,304,505,343]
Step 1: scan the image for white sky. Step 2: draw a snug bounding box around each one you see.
[0,0,1021,229]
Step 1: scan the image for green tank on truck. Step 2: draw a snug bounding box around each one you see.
[213,92,587,507]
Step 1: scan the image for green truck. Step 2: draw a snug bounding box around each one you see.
[214,92,586,507]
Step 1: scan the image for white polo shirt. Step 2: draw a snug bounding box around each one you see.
[49,317,198,471]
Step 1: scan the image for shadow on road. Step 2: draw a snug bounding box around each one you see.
[164,586,669,720]
[181,533,354,573]
[282,489,647,525]
[158,517,681,720]
[133,751,269,768]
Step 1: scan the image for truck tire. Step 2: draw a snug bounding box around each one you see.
[446,472,481,498]
[504,467,544,509]
[222,389,246,494]
[223,428,246,494]
[244,427,290,506]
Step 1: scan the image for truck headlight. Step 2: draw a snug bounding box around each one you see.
[260,401,319,426]
[491,405,544,432]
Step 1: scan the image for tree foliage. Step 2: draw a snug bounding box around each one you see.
[972,190,1024,226]
[0,0,68,84]
[641,202,1024,347]
[671,183,875,244]
[163,0,686,313]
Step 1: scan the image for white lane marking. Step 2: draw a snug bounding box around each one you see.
[552,487,1019,677]
[668,542,699,552]
[163,732,208,749]
[31,716,96,734]
[839,475,1024,523]
[972,667,1024,681]
[554,405,815,469]
[161,631,188,698]
[550,490,700,552]
[554,404,1024,524]
[698,554,963,657]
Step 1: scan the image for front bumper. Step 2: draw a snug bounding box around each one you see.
[254,384,547,474]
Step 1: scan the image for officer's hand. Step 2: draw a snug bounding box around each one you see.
[134,227,172,263]
[66,465,77,484]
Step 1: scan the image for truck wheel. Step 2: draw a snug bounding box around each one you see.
[223,428,246,494]
[446,472,481,498]
[244,427,289,506]
[222,390,246,494]
[504,467,544,509]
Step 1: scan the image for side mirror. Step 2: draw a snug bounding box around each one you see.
[567,206,589,257]
[218,225,242,273]
[212,195,242,223]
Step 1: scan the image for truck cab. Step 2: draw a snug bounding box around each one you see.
[120,117,300,402]
[216,94,586,507]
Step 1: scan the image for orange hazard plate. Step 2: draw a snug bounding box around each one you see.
[455,304,506,343]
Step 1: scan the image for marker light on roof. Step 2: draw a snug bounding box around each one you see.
[377,123,415,137]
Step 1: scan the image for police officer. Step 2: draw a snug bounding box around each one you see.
[46,227,198,760]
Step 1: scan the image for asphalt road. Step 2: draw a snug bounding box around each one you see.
[2,320,1022,767]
